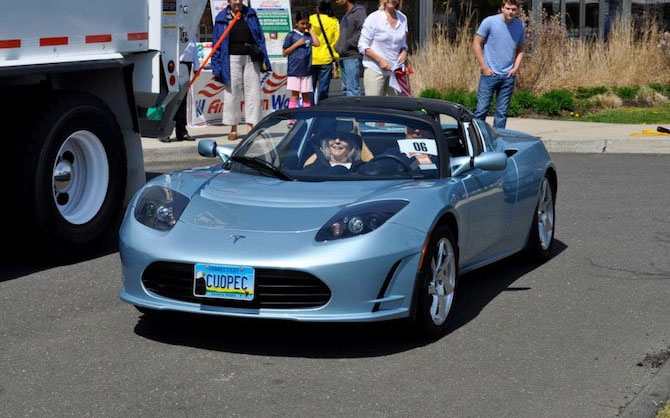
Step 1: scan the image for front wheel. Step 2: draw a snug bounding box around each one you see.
[414,225,459,338]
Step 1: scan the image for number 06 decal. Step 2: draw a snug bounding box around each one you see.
[397,139,438,156]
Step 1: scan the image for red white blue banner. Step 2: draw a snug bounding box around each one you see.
[187,60,288,127]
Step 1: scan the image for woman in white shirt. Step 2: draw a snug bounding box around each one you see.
[357,0,408,96]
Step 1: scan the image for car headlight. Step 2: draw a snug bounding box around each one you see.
[134,186,190,232]
[315,200,409,242]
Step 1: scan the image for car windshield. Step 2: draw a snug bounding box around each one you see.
[229,111,441,182]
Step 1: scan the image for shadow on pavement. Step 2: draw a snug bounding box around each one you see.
[447,239,568,333]
[0,170,178,283]
[0,237,118,283]
[133,239,567,358]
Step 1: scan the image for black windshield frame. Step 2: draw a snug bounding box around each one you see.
[232,107,450,180]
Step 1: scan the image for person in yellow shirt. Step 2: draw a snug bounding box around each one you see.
[310,1,340,103]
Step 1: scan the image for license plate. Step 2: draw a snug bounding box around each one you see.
[193,263,255,301]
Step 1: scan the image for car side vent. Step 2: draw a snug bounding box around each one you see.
[505,149,518,157]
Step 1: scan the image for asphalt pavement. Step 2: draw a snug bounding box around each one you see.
[2,154,670,417]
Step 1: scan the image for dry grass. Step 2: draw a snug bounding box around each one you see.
[591,93,623,109]
[658,402,670,418]
[411,14,670,95]
[411,17,481,93]
[637,86,670,105]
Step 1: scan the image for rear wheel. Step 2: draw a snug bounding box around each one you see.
[415,225,459,338]
[524,175,556,260]
[22,93,127,250]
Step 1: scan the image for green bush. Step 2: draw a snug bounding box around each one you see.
[575,86,608,99]
[575,98,593,112]
[419,88,442,99]
[441,89,467,105]
[648,83,670,96]
[512,90,538,110]
[463,92,478,111]
[648,83,665,93]
[615,85,640,101]
[507,96,521,117]
[535,97,562,115]
[535,89,575,115]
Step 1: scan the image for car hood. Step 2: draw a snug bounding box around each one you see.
[178,171,412,232]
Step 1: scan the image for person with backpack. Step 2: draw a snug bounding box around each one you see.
[310,1,340,104]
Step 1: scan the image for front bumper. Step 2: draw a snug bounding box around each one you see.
[119,216,426,322]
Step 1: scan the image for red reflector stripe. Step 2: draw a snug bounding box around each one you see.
[0,39,21,49]
[86,34,112,44]
[127,32,148,41]
[40,37,68,46]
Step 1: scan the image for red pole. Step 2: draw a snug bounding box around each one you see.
[186,11,241,92]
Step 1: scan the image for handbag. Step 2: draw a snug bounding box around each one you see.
[249,43,263,63]
[316,14,340,79]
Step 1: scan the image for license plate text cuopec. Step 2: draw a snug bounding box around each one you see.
[194,263,255,301]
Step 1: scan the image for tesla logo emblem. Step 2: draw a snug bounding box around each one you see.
[230,235,245,244]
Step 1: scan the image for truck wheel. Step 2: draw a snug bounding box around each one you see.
[23,93,127,249]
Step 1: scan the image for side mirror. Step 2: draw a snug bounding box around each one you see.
[474,151,508,171]
[198,140,235,164]
[450,152,507,176]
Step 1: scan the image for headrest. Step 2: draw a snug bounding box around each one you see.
[335,119,355,133]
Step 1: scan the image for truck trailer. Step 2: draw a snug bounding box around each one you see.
[0,0,207,250]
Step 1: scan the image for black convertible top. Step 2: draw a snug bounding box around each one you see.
[318,96,474,122]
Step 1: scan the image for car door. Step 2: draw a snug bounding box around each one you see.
[453,119,518,265]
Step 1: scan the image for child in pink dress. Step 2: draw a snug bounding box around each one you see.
[282,12,320,108]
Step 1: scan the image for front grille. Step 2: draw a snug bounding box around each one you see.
[142,262,331,309]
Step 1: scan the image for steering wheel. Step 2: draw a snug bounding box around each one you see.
[358,154,412,175]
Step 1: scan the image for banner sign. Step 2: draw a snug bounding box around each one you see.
[250,0,292,59]
[188,60,289,126]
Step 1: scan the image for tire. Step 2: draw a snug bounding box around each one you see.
[21,92,127,250]
[524,175,556,261]
[414,224,459,338]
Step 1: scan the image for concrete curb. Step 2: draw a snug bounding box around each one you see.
[619,360,670,417]
[543,138,670,154]
[142,141,207,165]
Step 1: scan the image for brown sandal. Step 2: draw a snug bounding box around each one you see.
[227,131,238,141]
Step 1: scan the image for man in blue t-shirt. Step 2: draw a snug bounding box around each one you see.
[473,0,525,129]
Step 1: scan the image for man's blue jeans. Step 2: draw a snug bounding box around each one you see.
[475,73,516,129]
[340,58,362,96]
[311,64,333,104]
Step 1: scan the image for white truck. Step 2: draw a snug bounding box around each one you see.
[0,0,207,249]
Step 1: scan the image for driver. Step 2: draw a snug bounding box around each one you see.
[304,132,363,172]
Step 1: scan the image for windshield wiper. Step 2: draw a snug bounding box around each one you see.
[229,156,294,181]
